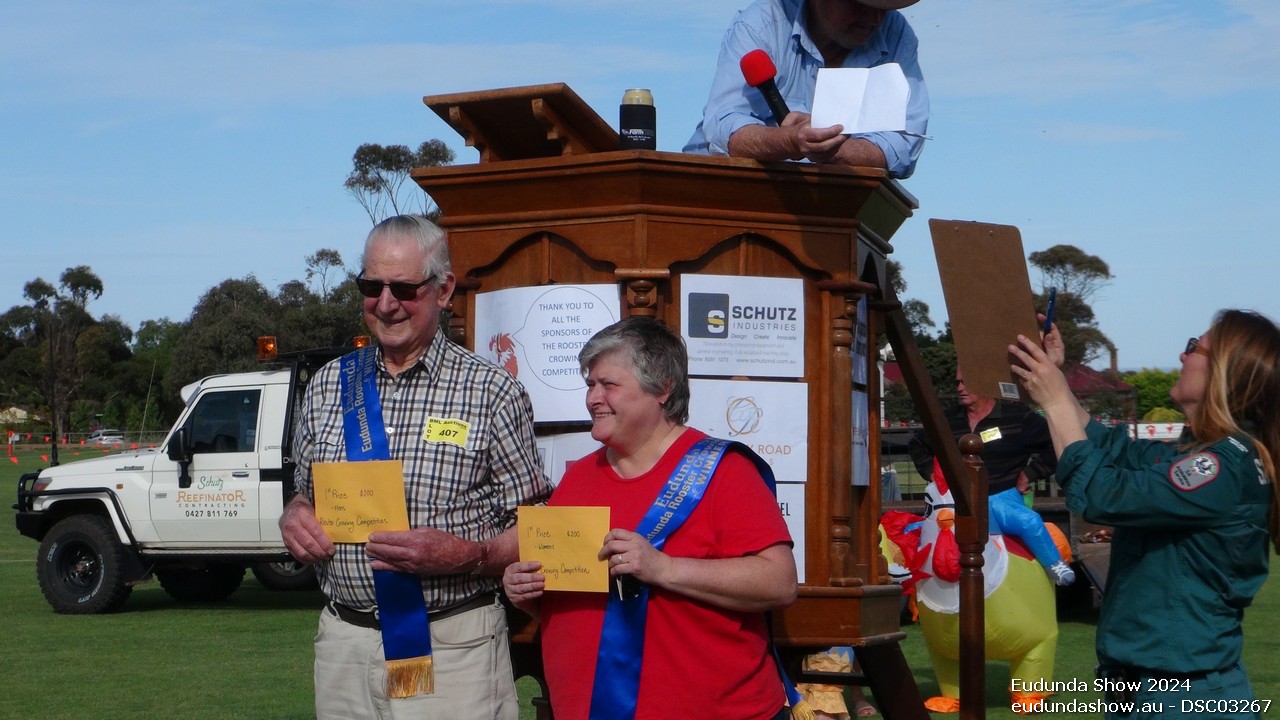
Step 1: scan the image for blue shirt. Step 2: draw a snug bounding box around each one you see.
[683,0,929,179]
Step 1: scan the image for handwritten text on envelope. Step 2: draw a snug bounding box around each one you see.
[313,460,410,543]
[517,506,610,592]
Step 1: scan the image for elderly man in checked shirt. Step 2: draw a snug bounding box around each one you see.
[281,215,551,720]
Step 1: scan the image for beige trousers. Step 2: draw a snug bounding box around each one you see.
[313,597,517,720]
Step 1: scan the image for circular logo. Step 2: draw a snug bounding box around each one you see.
[725,396,763,437]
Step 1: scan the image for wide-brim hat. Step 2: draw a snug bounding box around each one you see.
[858,0,920,9]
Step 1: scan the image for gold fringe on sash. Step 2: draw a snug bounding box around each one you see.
[385,655,434,698]
[789,698,816,720]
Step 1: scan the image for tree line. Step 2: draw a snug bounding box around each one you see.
[0,242,1178,449]
[0,253,368,450]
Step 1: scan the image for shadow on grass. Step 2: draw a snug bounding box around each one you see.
[119,580,327,614]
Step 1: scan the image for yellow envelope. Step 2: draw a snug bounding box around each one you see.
[517,506,610,593]
[313,460,410,543]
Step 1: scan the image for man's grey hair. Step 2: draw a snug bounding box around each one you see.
[361,215,452,282]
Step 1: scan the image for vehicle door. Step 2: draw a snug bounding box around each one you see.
[150,387,263,543]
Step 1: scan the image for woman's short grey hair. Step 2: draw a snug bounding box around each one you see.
[361,215,452,282]
[579,317,690,424]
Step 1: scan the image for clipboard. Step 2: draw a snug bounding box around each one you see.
[929,219,1041,402]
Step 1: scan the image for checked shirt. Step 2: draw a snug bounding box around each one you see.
[293,329,551,610]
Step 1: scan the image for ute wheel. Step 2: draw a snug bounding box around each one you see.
[156,564,246,602]
[251,560,318,591]
[36,515,133,614]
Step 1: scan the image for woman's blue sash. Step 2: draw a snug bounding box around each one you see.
[339,347,434,696]
[588,436,802,719]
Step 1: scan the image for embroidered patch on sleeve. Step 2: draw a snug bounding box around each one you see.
[1169,452,1221,491]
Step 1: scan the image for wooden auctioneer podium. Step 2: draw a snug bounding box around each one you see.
[412,83,969,720]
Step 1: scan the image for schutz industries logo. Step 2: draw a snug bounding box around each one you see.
[688,292,730,338]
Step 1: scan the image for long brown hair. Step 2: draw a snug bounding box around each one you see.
[1191,309,1280,551]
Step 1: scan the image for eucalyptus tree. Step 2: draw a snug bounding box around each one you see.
[344,139,455,224]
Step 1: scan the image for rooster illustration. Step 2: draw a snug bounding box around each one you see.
[489,333,519,377]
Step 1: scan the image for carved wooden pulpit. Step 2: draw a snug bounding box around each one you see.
[413,83,946,720]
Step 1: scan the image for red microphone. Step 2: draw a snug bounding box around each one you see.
[740,49,792,125]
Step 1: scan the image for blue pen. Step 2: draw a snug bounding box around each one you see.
[1042,287,1057,334]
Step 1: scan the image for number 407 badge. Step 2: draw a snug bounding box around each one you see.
[423,417,470,449]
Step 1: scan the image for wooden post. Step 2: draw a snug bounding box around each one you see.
[957,434,990,720]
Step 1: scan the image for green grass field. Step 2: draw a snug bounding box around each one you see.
[3,445,1277,718]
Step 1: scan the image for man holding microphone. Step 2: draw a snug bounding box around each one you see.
[683,0,929,179]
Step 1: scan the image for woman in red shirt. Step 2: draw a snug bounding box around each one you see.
[503,317,798,720]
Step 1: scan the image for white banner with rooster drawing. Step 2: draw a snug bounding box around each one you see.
[474,284,621,422]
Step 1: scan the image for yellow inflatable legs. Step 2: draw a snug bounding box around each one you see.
[918,552,1058,705]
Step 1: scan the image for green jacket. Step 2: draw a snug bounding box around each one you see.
[1058,421,1271,673]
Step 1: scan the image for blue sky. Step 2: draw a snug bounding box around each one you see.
[4,0,1277,371]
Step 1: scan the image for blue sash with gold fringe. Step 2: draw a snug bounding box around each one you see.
[340,347,434,697]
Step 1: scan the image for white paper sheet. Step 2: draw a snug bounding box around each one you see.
[810,64,909,134]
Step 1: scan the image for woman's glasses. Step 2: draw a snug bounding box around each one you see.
[355,275,438,301]
[1184,337,1209,357]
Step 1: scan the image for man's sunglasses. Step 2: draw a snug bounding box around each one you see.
[355,275,438,301]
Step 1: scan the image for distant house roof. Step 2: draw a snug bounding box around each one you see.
[1063,364,1134,397]
[884,361,905,385]
[881,361,1133,396]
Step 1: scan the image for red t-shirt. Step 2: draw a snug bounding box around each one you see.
[540,428,792,720]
